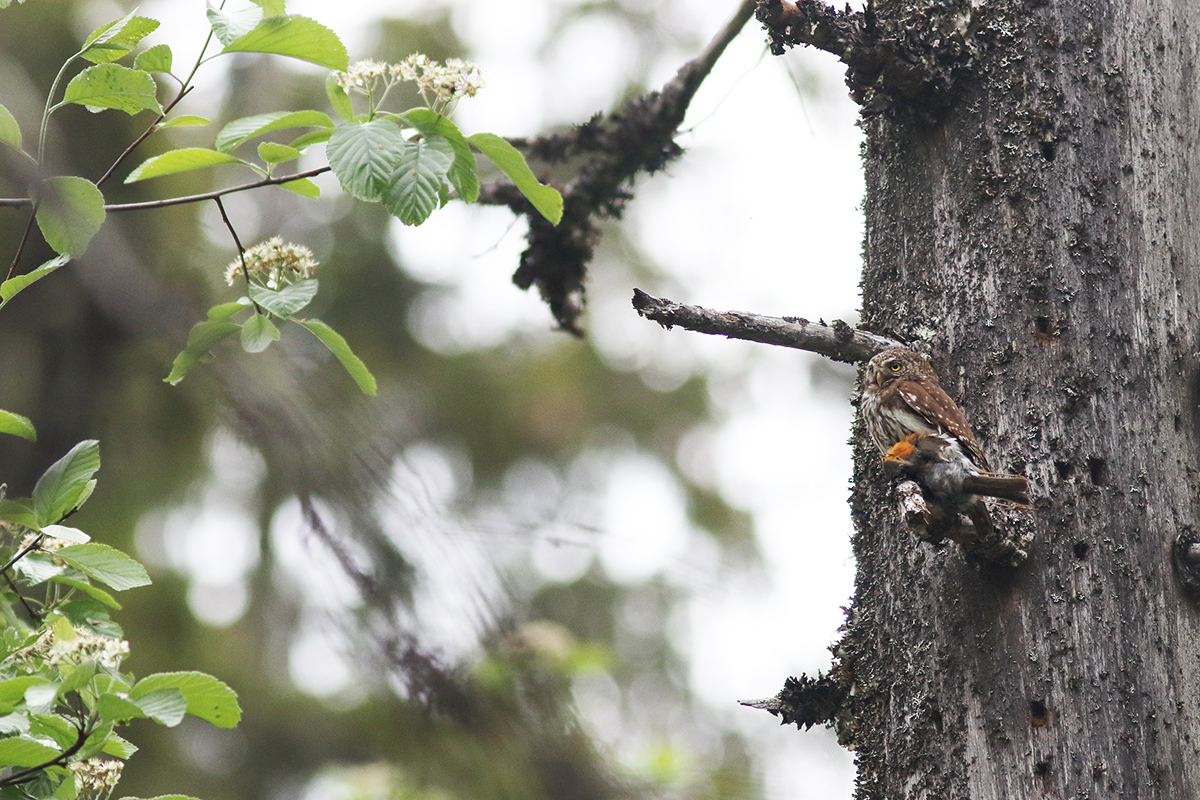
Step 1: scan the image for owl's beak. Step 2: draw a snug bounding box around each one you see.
[873,369,883,387]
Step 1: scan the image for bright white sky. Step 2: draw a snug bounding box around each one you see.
[122,0,868,796]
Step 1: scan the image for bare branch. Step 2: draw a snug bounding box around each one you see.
[631,288,899,363]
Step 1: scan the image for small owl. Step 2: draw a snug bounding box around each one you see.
[860,347,990,470]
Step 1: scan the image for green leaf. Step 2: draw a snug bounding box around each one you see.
[81,13,160,64]
[326,119,408,202]
[15,552,63,585]
[468,132,563,224]
[206,2,263,46]
[62,64,161,115]
[240,312,279,352]
[100,732,137,759]
[381,135,454,226]
[222,15,348,70]
[34,178,104,257]
[125,147,245,183]
[0,102,21,149]
[257,142,300,165]
[50,576,120,610]
[1,254,71,308]
[325,73,354,122]
[251,0,287,15]
[279,178,319,198]
[248,279,317,317]
[32,440,99,527]
[0,678,52,709]
[0,499,37,529]
[132,687,187,727]
[29,715,76,750]
[288,128,332,150]
[55,544,150,592]
[0,736,60,767]
[135,44,173,73]
[57,600,121,638]
[214,110,333,154]
[207,301,249,322]
[296,319,377,396]
[403,108,478,203]
[130,672,241,728]
[122,796,202,800]
[164,319,240,385]
[96,693,145,724]
[40,525,90,544]
[159,115,210,128]
[0,409,35,441]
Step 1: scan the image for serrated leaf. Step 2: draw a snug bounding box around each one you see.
[125,147,245,183]
[23,684,57,713]
[257,142,300,164]
[326,120,408,202]
[222,15,348,70]
[403,108,478,203]
[1,254,70,308]
[206,1,263,46]
[81,13,159,64]
[0,499,38,529]
[34,178,104,257]
[135,44,173,73]
[0,736,60,767]
[159,115,210,128]
[100,732,137,759]
[29,715,76,751]
[96,693,144,725]
[248,279,317,317]
[325,73,354,122]
[215,110,333,153]
[62,64,161,115]
[164,319,240,385]
[381,135,454,226]
[240,312,279,352]
[40,525,89,544]
[131,672,240,728]
[0,102,21,149]
[279,178,319,198]
[0,409,35,441]
[468,132,563,224]
[14,552,63,585]
[57,600,121,638]
[296,319,376,395]
[55,544,150,592]
[50,575,120,610]
[132,688,187,727]
[32,440,99,527]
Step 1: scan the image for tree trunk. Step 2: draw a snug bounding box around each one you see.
[844,0,1200,796]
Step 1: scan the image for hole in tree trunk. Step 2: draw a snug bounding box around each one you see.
[1087,456,1107,485]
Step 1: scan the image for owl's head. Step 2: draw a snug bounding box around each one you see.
[865,348,938,387]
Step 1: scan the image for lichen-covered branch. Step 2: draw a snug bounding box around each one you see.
[754,0,979,115]
[740,673,850,732]
[479,0,759,334]
[631,288,900,364]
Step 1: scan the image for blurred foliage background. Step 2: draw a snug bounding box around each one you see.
[0,1,862,798]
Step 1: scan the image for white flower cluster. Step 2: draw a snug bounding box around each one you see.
[47,629,129,669]
[224,237,317,288]
[70,758,124,792]
[333,54,484,113]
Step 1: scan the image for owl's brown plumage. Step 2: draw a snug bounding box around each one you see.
[860,348,991,471]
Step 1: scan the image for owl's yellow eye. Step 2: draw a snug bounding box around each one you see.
[889,362,901,372]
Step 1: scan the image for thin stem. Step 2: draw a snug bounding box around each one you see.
[96,85,194,188]
[214,196,263,314]
[103,166,330,211]
[0,532,43,576]
[37,52,83,164]
[2,570,38,623]
[5,206,39,281]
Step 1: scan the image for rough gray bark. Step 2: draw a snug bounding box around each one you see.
[837,0,1200,797]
